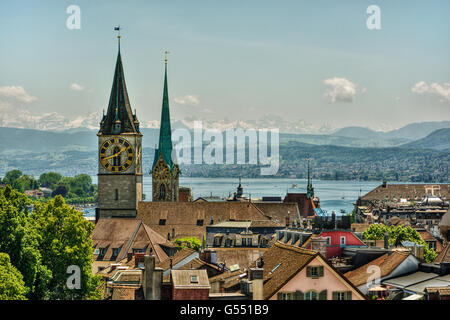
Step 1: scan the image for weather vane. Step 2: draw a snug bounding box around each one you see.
[114,25,122,38]
[164,50,170,64]
[114,25,122,50]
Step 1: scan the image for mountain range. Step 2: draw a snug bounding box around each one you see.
[0,121,448,180]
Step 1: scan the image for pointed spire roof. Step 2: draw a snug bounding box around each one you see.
[99,34,139,135]
[306,158,314,199]
[153,54,175,170]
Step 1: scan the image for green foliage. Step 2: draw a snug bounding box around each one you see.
[2,170,97,204]
[0,185,51,299]
[174,237,201,251]
[2,169,23,184]
[362,224,438,262]
[0,186,101,300]
[38,172,62,189]
[0,253,27,300]
[30,196,101,300]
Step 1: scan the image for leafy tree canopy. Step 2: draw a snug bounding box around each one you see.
[0,252,27,300]
[174,237,201,251]
[362,224,437,262]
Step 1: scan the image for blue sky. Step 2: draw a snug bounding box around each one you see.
[0,0,449,131]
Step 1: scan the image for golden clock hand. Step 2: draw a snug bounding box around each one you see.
[103,147,126,160]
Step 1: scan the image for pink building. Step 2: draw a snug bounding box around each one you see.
[258,241,366,300]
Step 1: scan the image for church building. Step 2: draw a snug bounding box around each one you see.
[151,54,180,202]
[96,33,143,219]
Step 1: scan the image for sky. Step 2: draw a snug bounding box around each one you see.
[0,0,449,132]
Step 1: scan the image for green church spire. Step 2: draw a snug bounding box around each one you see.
[306,158,314,199]
[152,52,175,171]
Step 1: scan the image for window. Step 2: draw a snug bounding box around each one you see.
[305,290,318,300]
[190,275,198,283]
[98,248,107,256]
[277,292,293,300]
[306,266,324,278]
[159,219,166,225]
[111,248,120,259]
[133,248,144,254]
[326,236,331,245]
[214,236,222,247]
[340,236,346,245]
[247,238,253,246]
[115,189,119,201]
[159,184,166,200]
[196,219,204,226]
[333,291,352,300]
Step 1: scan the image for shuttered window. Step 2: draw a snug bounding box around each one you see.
[333,291,352,300]
[293,290,304,300]
[306,266,324,278]
[319,290,327,300]
[305,290,318,300]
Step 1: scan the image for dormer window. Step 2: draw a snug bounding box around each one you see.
[111,248,120,260]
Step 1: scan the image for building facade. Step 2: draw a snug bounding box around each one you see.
[97,36,143,219]
[151,56,180,202]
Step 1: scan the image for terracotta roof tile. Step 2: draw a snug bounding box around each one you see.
[255,241,317,299]
[137,202,274,240]
[434,243,450,263]
[344,251,411,287]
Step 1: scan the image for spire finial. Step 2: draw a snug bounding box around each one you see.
[114,25,122,51]
[164,50,170,64]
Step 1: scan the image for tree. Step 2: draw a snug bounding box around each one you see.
[30,196,101,299]
[52,184,68,197]
[362,224,437,262]
[0,253,27,300]
[173,237,201,251]
[0,186,100,300]
[0,185,52,299]
[2,169,22,185]
[38,172,62,189]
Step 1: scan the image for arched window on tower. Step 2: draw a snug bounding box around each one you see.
[159,184,166,200]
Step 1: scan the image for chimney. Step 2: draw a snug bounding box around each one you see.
[384,233,389,249]
[143,255,162,300]
[310,237,327,258]
[250,268,264,300]
[382,181,387,188]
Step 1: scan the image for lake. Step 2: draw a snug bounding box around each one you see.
[83,177,381,217]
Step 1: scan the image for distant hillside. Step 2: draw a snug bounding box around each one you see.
[332,121,450,141]
[332,126,382,139]
[400,128,450,150]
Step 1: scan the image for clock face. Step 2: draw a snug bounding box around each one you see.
[154,160,170,179]
[99,137,134,172]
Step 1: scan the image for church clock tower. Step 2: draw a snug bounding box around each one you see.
[96,30,143,219]
[151,53,180,202]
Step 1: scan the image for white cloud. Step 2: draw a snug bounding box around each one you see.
[323,77,357,103]
[173,94,200,106]
[0,101,100,131]
[70,83,85,91]
[0,86,37,103]
[411,81,450,102]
